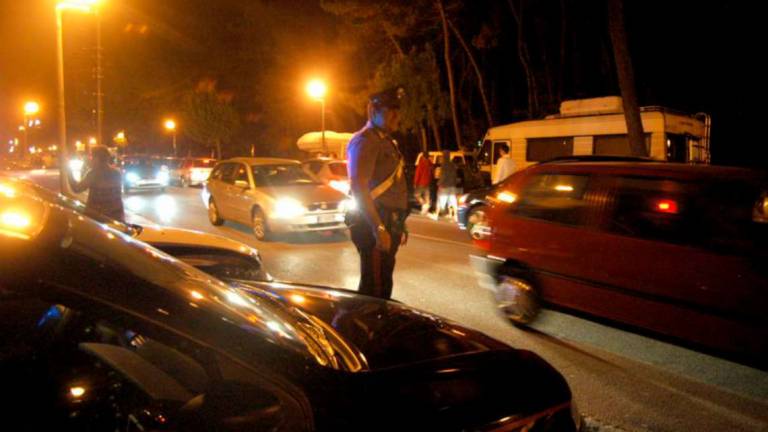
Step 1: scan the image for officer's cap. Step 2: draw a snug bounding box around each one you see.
[369,86,405,109]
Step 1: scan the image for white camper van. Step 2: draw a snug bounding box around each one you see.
[478,96,711,183]
[296,131,354,159]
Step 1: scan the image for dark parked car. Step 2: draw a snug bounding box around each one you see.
[473,160,768,367]
[1,181,579,431]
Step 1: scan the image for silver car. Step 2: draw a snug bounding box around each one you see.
[203,158,354,240]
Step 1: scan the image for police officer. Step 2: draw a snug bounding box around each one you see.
[68,146,125,221]
[347,86,409,299]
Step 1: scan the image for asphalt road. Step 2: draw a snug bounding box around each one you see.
[11,169,768,431]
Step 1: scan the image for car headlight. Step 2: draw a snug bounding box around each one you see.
[329,179,350,194]
[340,198,357,212]
[157,170,170,184]
[273,198,306,218]
[126,172,140,183]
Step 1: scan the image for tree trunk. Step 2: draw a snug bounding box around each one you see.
[608,0,646,156]
[215,139,222,159]
[507,0,540,118]
[427,105,442,151]
[448,19,493,128]
[420,125,429,153]
[436,0,462,150]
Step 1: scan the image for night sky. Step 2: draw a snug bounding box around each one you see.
[0,0,764,167]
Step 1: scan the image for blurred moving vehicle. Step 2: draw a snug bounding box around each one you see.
[472,159,768,367]
[177,157,217,187]
[301,157,349,194]
[121,155,169,193]
[203,158,353,240]
[0,180,580,431]
[458,184,494,240]
[0,176,270,283]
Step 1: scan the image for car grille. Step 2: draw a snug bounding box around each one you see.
[307,202,339,211]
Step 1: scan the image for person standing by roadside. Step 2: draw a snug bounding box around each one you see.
[413,151,433,215]
[346,87,409,300]
[494,143,516,184]
[67,145,124,221]
[432,150,459,221]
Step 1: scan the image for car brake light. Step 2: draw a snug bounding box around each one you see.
[655,199,678,214]
[754,192,768,223]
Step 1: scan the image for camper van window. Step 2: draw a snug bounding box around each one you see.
[665,134,689,163]
[526,137,574,162]
[594,134,651,157]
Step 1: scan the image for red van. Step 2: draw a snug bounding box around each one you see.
[473,159,768,366]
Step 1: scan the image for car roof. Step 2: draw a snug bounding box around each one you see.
[225,157,300,166]
[303,158,346,164]
[529,161,766,182]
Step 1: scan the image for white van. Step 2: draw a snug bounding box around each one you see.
[477,96,711,182]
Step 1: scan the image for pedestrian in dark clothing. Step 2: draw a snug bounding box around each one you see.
[346,86,409,299]
[432,150,458,221]
[68,146,124,221]
[413,151,433,214]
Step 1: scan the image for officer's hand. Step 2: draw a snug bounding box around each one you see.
[401,230,409,246]
[375,229,392,252]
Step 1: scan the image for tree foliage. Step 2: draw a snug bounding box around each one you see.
[181,80,240,159]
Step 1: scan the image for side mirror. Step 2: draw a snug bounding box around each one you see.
[234,180,249,189]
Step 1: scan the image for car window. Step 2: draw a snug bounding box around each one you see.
[252,164,317,187]
[212,163,236,184]
[0,294,304,430]
[233,164,249,185]
[153,245,271,282]
[514,174,591,226]
[608,176,765,254]
[329,162,347,177]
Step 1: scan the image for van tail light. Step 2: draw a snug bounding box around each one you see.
[654,199,678,214]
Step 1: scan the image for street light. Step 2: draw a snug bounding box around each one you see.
[164,119,177,157]
[56,0,104,197]
[306,79,328,155]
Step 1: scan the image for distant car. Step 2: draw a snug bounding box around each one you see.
[473,160,768,367]
[154,156,184,184]
[1,180,581,431]
[0,176,271,283]
[121,155,169,193]
[203,158,353,240]
[301,157,349,195]
[457,184,494,239]
[177,157,217,187]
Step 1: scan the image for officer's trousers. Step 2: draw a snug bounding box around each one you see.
[349,207,407,300]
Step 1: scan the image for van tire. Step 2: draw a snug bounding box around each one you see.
[495,268,540,326]
[208,199,224,226]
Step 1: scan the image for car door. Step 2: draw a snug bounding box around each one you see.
[209,163,237,219]
[228,163,254,224]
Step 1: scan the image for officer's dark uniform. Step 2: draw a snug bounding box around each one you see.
[347,89,409,299]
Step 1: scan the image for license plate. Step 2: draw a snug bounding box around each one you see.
[318,214,339,223]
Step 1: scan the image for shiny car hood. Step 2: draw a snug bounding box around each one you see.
[136,224,258,256]
[236,281,510,370]
[257,184,346,206]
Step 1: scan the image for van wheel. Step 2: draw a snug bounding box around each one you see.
[252,208,271,241]
[495,269,540,325]
[208,199,224,226]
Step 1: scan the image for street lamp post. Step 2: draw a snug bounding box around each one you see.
[56,0,103,197]
[306,79,328,155]
[164,119,177,157]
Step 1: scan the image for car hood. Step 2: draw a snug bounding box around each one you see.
[235,282,575,430]
[236,282,510,370]
[259,184,346,206]
[136,224,257,256]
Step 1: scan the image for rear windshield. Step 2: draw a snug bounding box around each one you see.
[192,160,216,168]
[123,158,156,169]
[252,164,317,187]
[329,162,347,177]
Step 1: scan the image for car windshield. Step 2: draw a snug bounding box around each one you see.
[252,164,318,186]
[124,158,157,169]
[193,159,216,168]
